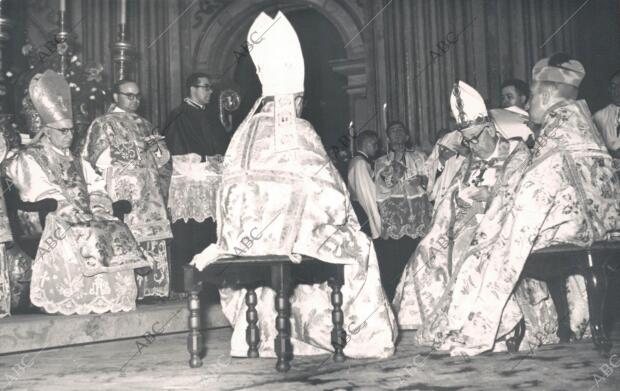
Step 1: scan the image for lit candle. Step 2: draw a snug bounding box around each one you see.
[382,102,388,130]
[120,0,127,24]
[348,121,355,153]
[60,0,66,12]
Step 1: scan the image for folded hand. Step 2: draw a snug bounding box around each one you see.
[56,204,93,224]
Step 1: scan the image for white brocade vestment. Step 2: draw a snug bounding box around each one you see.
[82,106,173,298]
[400,99,620,357]
[6,138,150,315]
[194,103,398,358]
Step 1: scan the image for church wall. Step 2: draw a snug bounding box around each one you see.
[8,0,620,149]
[371,0,620,150]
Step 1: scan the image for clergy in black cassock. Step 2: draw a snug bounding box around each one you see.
[163,73,229,293]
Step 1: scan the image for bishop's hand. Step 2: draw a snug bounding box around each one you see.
[56,204,93,224]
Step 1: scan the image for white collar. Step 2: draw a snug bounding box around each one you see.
[184,97,205,110]
[488,138,502,159]
[111,104,126,113]
[42,138,72,158]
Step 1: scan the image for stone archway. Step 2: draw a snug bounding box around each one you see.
[191,0,371,144]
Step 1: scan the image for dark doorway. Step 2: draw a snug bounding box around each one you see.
[232,9,349,153]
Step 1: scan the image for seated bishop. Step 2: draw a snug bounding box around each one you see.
[192,11,397,358]
[5,70,151,315]
[393,81,541,353]
[435,56,620,357]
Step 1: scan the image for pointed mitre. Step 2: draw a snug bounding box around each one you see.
[28,70,73,130]
[248,11,304,96]
[449,81,490,130]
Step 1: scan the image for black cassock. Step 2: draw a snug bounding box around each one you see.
[163,99,229,293]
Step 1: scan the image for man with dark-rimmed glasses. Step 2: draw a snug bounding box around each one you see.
[81,79,173,302]
[394,81,532,351]
[163,72,229,295]
[7,70,153,314]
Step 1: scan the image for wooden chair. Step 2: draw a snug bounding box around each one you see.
[512,241,620,354]
[183,256,346,372]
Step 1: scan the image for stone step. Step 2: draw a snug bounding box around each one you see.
[0,300,229,355]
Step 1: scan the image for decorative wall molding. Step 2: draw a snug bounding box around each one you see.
[192,0,228,29]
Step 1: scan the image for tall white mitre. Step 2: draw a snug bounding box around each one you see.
[449,80,490,130]
[248,11,305,97]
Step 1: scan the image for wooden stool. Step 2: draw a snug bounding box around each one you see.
[183,255,346,372]
[512,241,620,354]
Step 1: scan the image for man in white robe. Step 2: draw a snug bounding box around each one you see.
[394,81,536,352]
[6,70,151,315]
[593,70,620,172]
[373,121,431,300]
[427,55,620,357]
[82,80,172,300]
[347,130,381,239]
[192,11,396,359]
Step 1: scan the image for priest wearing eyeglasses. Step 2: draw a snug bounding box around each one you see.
[393,81,534,351]
[81,79,173,301]
[163,73,229,294]
[6,70,152,314]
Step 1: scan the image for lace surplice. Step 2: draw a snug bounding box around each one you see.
[5,140,150,314]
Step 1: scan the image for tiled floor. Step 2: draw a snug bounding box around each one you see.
[1,323,619,391]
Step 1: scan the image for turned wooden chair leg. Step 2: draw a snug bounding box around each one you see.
[328,266,346,362]
[184,265,204,368]
[271,263,292,372]
[245,287,260,358]
[584,252,612,353]
[547,276,573,342]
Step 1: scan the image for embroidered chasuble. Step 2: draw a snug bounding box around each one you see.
[395,100,620,357]
[375,150,432,239]
[193,103,398,358]
[6,138,151,315]
[82,108,173,298]
[192,10,396,359]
